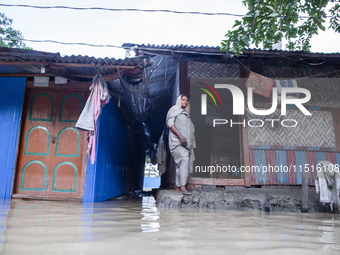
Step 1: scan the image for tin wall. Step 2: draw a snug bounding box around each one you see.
[0,77,26,199]
[249,149,340,185]
[247,107,338,185]
[83,100,127,202]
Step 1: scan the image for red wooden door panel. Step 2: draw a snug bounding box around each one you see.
[14,89,87,199]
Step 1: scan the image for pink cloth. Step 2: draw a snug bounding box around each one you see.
[246,71,275,98]
[76,74,110,164]
[90,84,101,164]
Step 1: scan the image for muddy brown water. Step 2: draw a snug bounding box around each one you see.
[0,197,340,255]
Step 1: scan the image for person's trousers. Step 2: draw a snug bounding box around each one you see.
[172,146,190,187]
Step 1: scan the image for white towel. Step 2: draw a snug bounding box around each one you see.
[316,161,340,210]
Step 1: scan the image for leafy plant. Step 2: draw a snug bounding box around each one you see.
[221,0,340,55]
[0,12,31,49]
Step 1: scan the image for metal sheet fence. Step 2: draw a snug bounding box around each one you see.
[0,77,26,199]
[83,100,127,202]
[249,149,340,185]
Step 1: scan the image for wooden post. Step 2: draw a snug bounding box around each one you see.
[180,60,190,97]
[302,169,309,213]
[240,59,251,187]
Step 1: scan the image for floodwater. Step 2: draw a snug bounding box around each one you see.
[0,197,340,255]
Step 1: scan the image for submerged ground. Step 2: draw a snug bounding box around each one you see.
[1,195,340,254]
[156,187,328,213]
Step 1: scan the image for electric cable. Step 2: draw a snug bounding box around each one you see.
[0,4,246,17]
[0,3,334,18]
[4,38,124,49]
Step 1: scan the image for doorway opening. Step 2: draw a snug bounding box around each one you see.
[143,157,160,191]
[190,78,242,179]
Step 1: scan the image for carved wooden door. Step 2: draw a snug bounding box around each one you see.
[14,89,87,199]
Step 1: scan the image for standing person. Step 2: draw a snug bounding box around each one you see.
[166,94,195,195]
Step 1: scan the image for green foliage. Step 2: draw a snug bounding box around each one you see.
[221,0,340,55]
[0,12,31,49]
[145,157,151,164]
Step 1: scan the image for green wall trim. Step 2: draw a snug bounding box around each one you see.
[59,94,84,122]
[20,160,47,191]
[52,161,78,193]
[29,93,55,122]
[25,126,51,156]
[56,127,81,157]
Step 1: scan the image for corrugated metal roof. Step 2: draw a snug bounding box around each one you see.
[122,43,340,56]
[123,43,220,50]
[0,47,151,65]
[0,47,152,81]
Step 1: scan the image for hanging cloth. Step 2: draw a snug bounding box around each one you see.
[156,131,167,176]
[76,74,111,164]
[274,79,299,102]
[315,160,340,211]
[246,71,275,98]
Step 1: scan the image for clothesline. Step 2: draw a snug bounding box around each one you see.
[233,58,340,80]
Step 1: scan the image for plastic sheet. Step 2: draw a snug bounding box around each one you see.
[106,55,179,190]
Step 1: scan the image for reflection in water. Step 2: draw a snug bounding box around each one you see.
[0,197,339,254]
[141,197,160,233]
[0,199,10,253]
[319,217,340,253]
[81,202,94,243]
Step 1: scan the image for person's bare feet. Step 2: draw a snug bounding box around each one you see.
[180,186,191,195]
[175,186,180,192]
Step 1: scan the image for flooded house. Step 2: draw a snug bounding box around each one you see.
[0,47,152,202]
[1,45,340,254]
[122,43,340,191]
[1,45,340,203]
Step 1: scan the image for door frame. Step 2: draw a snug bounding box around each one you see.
[12,84,90,200]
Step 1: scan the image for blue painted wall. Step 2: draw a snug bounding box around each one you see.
[0,77,26,199]
[83,100,127,202]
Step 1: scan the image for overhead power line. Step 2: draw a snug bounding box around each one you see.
[0,3,333,18]
[0,4,245,17]
[3,38,124,48]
